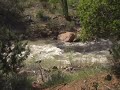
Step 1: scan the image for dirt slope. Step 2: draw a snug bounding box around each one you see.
[44,73,120,90]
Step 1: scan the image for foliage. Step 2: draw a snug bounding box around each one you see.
[78,0,120,41]
[0,0,26,30]
[109,42,120,78]
[48,0,59,3]
[68,0,79,8]
[0,28,29,74]
[43,64,106,89]
[43,70,70,88]
[36,10,44,19]
[39,0,48,2]
[0,74,33,90]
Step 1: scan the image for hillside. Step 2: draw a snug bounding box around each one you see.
[0,0,120,90]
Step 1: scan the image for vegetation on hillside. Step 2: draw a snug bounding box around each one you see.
[0,0,120,90]
[78,0,120,41]
[0,1,31,90]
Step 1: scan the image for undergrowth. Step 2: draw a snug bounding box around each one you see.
[42,64,106,89]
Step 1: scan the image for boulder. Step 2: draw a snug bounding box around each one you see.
[57,32,76,42]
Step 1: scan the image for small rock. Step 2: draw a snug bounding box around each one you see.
[32,81,42,89]
[105,74,112,81]
[52,66,58,70]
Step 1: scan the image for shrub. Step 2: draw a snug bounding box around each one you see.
[109,42,120,78]
[48,0,61,14]
[68,0,79,8]
[78,0,120,41]
[39,0,48,2]
[43,70,70,88]
[48,0,59,3]
[0,74,33,90]
[0,0,28,31]
[36,10,44,19]
[0,28,29,74]
[0,0,26,30]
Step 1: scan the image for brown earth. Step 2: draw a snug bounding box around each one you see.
[44,73,120,90]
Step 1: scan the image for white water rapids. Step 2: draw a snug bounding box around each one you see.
[26,39,112,68]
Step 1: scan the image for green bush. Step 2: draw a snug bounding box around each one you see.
[78,0,120,41]
[48,0,61,14]
[36,10,44,19]
[0,28,29,74]
[109,42,120,78]
[48,0,59,3]
[43,70,70,88]
[0,74,33,90]
[0,0,26,30]
[68,0,79,8]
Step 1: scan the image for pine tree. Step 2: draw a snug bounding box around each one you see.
[0,28,29,74]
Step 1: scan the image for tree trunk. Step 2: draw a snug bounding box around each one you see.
[61,0,70,21]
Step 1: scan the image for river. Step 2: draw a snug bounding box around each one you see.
[25,39,112,69]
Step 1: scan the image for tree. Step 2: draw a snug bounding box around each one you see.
[0,28,29,74]
[0,0,26,30]
[0,1,30,89]
[61,0,70,20]
[78,0,120,41]
[0,0,29,74]
[109,42,120,78]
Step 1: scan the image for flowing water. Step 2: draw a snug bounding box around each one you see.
[25,39,112,68]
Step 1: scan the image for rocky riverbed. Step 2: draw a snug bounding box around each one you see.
[25,39,112,69]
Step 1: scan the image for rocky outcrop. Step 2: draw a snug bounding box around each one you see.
[57,32,76,42]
